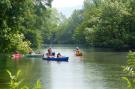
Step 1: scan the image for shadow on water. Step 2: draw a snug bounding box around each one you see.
[0,45,128,89]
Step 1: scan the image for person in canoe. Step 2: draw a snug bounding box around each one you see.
[46,47,52,56]
[12,51,22,59]
[51,52,55,58]
[46,48,55,58]
[57,53,62,58]
[75,47,82,56]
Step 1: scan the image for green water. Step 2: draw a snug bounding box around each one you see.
[0,45,128,89]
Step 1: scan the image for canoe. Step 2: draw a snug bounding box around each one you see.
[42,57,69,62]
[25,54,43,58]
[12,54,22,59]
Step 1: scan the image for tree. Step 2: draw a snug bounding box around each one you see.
[73,0,135,50]
[0,0,53,53]
[55,9,83,44]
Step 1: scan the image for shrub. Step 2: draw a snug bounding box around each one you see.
[7,70,41,89]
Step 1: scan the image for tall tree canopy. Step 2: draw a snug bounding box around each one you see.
[0,0,53,53]
[72,0,135,50]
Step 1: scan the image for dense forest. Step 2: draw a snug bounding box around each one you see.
[54,0,135,50]
[0,0,54,53]
[1,0,135,53]
[75,0,135,50]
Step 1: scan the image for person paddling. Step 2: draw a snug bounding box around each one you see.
[47,48,52,56]
[75,47,82,56]
[46,48,56,58]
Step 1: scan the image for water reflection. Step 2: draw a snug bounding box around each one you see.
[0,45,127,89]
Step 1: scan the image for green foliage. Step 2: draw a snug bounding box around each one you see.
[7,70,42,89]
[122,51,135,89]
[42,8,62,43]
[7,70,23,89]
[0,0,33,53]
[33,80,42,89]
[24,30,42,48]
[72,0,135,49]
[55,10,83,44]
[122,77,133,89]
[8,33,31,53]
[0,0,53,53]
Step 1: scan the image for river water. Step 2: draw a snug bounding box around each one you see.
[0,45,128,89]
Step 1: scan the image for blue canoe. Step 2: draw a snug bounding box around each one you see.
[42,57,69,62]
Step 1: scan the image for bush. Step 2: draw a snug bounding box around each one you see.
[122,51,135,89]
[7,70,41,89]
[8,33,32,54]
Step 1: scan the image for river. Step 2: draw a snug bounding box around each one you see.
[0,44,128,89]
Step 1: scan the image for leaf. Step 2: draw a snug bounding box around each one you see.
[6,70,13,79]
[21,86,29,89]
[122,77,132,89]
[16,70,21,78]
[33,80,41,89]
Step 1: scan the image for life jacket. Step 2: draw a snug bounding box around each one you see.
[76,50,80,54]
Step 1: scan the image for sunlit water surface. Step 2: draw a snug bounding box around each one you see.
[0,45,128,89]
